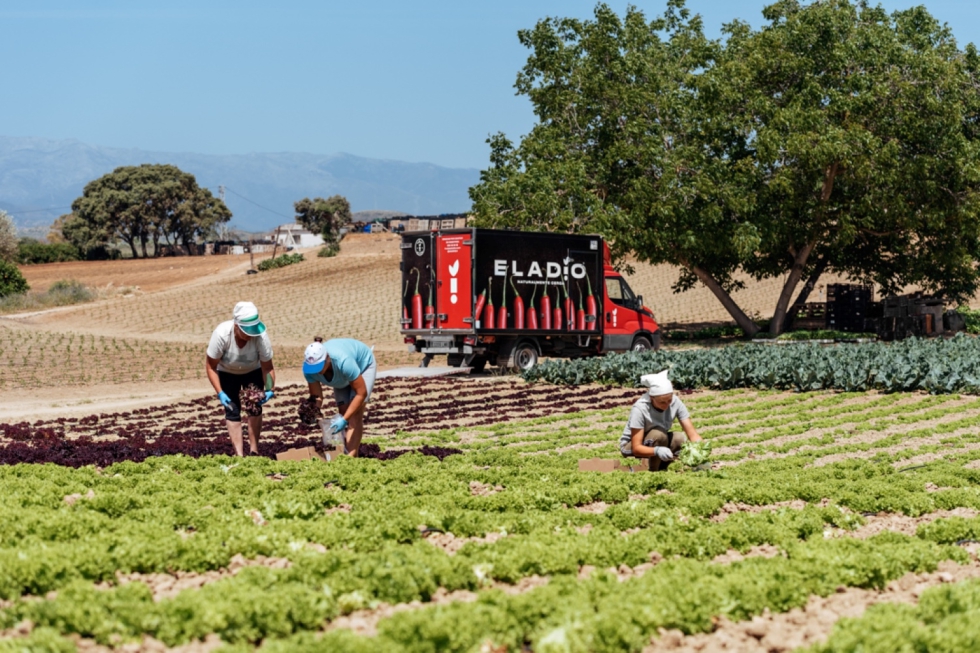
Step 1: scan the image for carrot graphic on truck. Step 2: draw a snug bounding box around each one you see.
[540,283,551,330]
[585,273,598,330]
[527,284,538,330]
[410,268,423,329]
[498,270,508,329]
[510,276,525,329]
[484,277,495,329]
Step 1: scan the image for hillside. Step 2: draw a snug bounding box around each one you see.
[0,136,479,231]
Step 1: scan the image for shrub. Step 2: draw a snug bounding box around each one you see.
[956,306,980,335]
[257,253,304,272]
[317,243,340,258]
[0,259,29,297]
[16,239,81,264]
[0,279,94,312]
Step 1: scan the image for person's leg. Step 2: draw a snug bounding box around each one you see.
[345,404,366,457]
[227,420,244,457]
[247,415,262,454]
[219,370,245,457]
[643,428,670,471]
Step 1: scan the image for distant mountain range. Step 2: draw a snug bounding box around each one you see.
[0,136,480,232]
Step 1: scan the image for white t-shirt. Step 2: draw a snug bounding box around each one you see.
[206,320,273,374]
[619,395,690,448]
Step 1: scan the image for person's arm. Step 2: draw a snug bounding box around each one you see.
[205,356,223,394]
[679,418,701,442]
[630,428,657,458]
[260,359,275,389]
[308,380,324,409]
[341,375,368,421]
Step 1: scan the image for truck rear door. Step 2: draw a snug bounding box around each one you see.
[434,233,473,330]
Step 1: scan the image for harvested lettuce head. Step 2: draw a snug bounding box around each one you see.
[678,440,712,468]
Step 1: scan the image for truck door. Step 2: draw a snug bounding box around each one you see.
[401,233,435,332]
[435,233,473,330]
[602,275,652,351]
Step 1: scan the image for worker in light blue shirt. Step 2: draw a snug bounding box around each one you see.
[302,337,377,457]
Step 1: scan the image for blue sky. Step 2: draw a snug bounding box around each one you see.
[3,0,979,170]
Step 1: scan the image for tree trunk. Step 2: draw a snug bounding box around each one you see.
[124,237,138,259]
[787,256,829,315]
[688,264,760,336]
[769,240,817,336]
[770,163,838,336]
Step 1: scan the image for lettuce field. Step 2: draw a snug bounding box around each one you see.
[5,372,980,652]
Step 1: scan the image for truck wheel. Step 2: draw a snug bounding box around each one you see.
[512,340,539,372]
[651,330,662,351]
[631,336,653,352]
[447,353,464,367]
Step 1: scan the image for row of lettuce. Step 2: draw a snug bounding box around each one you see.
[3,450,980,649]
[524,335,980,393]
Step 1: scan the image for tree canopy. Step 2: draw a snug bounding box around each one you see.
[469,0,980,334]
[294,195,351,246]
[0,210,17,263]
[65,164,231,258]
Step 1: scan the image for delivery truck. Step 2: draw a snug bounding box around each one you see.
[400,228,660,371]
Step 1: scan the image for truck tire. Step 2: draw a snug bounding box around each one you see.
[631,335,653,352]
[512,340,539,372]
[651,330,662,351]
[447,353,464,367]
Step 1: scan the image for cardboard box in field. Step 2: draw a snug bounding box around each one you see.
[578,457,651,473]
[276,445,344,462]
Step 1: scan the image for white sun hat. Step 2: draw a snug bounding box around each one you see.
[640,370,673,396]
[233,301,266,336]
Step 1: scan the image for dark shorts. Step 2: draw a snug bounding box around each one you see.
[218,368,264,422]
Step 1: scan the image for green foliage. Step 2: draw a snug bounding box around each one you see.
[808,578,980,653]
[470,0,980,336]
[524,335,980,394]
[0,279,95,313]
[294,196,350,246]
[317,242,341,258]
[0,210,17,263]
[69,164,231,259]
[0,259,29,298]
[257,253,305,272]
[678,441,712,468]
[957,306,980,335]
[15,238,81,264]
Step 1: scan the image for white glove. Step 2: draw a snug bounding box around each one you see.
[654,446,674,461]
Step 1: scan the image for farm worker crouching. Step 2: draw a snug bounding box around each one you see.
[619,370,702,471]
[303,337,377,457]
[205,302,275,457]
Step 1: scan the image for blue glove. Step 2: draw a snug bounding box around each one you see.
[654,446,674,461]
[329,416,348,435]
[260,390,274,405]
[218,391,235,409]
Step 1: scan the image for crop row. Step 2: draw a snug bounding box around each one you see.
[3,447,980,649]
[524,335,980,394]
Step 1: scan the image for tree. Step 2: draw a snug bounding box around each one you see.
[469,0,980,335]
[0,210,17,263]
[70,164,231,258]
[294,196,351,248]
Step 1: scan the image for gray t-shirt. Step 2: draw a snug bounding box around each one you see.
[206,320,273,374]
[619,395,690,448]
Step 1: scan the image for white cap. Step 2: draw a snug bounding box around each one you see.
[640,370,673,396]
[233,301,266,336]
[303,341,328,375]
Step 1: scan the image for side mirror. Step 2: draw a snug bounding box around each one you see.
[637,295,644,309]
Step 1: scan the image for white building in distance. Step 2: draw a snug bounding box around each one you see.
[271,223,324,248]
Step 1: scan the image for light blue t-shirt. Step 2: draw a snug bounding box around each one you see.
[304,338,375,389]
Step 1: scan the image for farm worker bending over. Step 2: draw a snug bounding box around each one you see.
[303,337,377,457]
[620,370,702,471]
[205,302,276,457]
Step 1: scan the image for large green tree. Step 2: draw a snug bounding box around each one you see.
[470,0,980,335]
[294,195,351,247]
[69,164,231,258]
